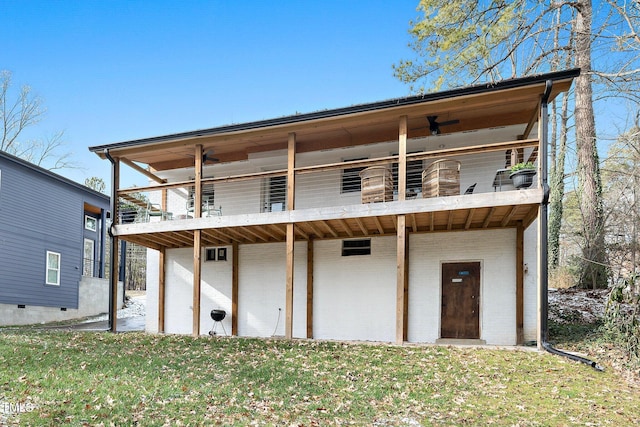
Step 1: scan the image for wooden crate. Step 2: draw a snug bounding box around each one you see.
[360,166,393,203]
[422,159,461,198]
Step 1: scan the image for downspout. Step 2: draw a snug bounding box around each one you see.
[539,80,603,371]
[104,149,117,331]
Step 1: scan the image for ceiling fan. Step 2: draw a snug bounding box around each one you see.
[188,149,220,164]
[202,149,219,164]
[426,116,460,135]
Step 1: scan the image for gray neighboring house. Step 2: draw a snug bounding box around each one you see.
[0,151,117,326]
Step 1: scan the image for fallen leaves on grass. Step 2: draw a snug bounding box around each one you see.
[0,332,639,426]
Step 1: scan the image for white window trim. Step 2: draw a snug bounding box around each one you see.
[83,238,95,277]
[85,215,97,231]
[46,251,61,286]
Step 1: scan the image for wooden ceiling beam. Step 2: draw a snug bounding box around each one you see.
[256,225,282,241]
[501,206,520,227]
[295,222,315,239]
[305,222,325,239]
[294,225,310,240]
[166,231,194,246]
[201,230,227,246]
[122,235,164,251]
[465,208,476,230]
[337,219,354,237]
[223,227,255,243]
[242,227,270,243]
[148,233,184,248]
[447,211,454,230]
[373,216,385,235]
[522,206,539,229]
[354,217,369,236]
[410,214,418,232]
[120,157,167,184]
[483,207,498,228]
[267,224,287,239]
[319,220,339,238]
[208,228,241,244]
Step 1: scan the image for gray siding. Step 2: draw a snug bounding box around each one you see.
[0,154,110,309]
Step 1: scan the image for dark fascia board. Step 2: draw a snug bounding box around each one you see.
[88,68,580,154]
[0,150,110,201]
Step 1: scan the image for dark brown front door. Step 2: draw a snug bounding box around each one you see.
[441,262,480,339]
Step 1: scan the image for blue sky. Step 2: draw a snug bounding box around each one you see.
[1,0,420,189]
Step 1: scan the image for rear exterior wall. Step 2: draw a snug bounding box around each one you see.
[146,227,537,345]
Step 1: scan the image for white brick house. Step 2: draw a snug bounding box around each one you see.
[90,69,578,346]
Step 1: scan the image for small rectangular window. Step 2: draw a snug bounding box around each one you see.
[342,239,371,256]
[205,248,216,261]
[85,215,97,231]
[341,158,367,193]
[46,251,61,286]
[205,247,228,262]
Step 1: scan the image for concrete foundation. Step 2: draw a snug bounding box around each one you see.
[0,277,124,326]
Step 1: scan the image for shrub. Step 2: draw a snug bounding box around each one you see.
[603,273,640,367]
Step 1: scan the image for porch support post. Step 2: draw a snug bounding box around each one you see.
[398,116,408,201]
[107,154,120,333]
[396,116,410,343]
[396,214,408,344]
[158,247,166,333]
[231,242,239,336]
[161,186,168,215]
[285,222,295,339]
[516,223,524,344]
[287,132,296,210]
[306,237,314,339]
[192,144,203,337]
[285,133,296,339]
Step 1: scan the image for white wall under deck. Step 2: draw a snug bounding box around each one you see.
[146,227,538,346]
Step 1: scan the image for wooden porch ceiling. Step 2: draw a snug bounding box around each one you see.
[92,77,574,173]
[115,191,542,251]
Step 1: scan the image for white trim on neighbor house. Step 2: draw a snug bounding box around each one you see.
[83,238,95,277]
[85,215,97,231]
[45,251,61,286]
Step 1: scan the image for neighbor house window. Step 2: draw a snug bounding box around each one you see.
[341,158,367,193]
[85,215,97,231]
[341,239,371,256]
[83,239,95,277]
[46,251,61,286]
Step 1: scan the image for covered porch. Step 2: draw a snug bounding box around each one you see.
[89,69,579,345]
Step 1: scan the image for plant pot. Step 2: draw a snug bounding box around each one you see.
[509,169,536,189]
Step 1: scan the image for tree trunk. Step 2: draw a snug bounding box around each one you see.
[575,0,608,288]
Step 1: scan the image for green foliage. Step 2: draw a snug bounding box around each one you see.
[84,176,107,194]
[0,332,639,425]
[602,274,640,368]
[393,0,527,91]
[509,161,535,173]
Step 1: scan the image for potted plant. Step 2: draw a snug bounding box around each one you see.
[509,161,537,189]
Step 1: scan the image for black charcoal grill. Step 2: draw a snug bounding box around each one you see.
[208,309,227,336]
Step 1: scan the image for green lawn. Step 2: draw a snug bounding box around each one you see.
[1,330,638,426]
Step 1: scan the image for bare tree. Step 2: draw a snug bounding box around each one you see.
[0,70,75,170]
[394,0,640,288]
